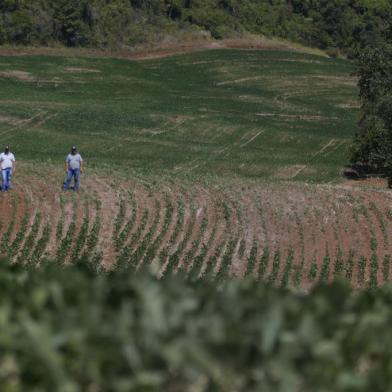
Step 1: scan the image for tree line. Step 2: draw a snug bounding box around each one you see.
[351,44,392,186]
[0,0,391,55]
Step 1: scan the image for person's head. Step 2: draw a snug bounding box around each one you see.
[4,145,9,155]
[71,145,77,155]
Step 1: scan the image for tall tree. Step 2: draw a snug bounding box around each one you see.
[350,44,392,186]
[52,0,89,46]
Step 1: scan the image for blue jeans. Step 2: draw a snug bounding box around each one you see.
[1,168,12,191]
[65,168,80,191]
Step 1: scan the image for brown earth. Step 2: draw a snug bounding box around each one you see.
[1,167,391,289]
[0,70,34,81]
[63,67,101,73]
[0,37,326,62]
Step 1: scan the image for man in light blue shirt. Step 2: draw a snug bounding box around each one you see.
[64,146,83,191]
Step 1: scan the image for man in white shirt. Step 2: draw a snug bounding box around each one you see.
[0,145,16,192]
[64,145,83,191]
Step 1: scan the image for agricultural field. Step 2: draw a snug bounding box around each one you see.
[0,48,391,288]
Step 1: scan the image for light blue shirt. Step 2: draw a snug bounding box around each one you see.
[66,153,83,170]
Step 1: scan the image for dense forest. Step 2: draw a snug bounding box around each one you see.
[0,0,391,55]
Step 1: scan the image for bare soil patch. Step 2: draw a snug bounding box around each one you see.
[342,177,389,189]
[0,115,21,125]
[256,112,333,121]
[276,165,308,179]
[64,67,101,73]
[337,101,360,109]
[217,76,263,86]
[0,38,326,62]
[0,70,34,82]
[311,75,357,87]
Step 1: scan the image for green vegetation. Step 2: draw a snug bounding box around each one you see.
[8,203,29,259]
[350,44,392,186]
[3,259,392,390]
[0,49,357,183]
[3,4,392,389]
[17,212,41,264]
[320,249,331,282]
[29,224,51,265]
[0,46,387,286]
[0,194,17,252]
[1,0,391,55]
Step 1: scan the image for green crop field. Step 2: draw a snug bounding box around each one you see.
[2,48,388,290]
[0,49,357,183]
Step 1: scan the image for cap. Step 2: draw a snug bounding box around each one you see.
[71,145,77,150]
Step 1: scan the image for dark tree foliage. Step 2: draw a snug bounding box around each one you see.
[0,0,391,52]
[350,45,392,186]
[52,0,89,46]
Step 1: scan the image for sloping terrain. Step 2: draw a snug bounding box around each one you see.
[0,49,356,183]
[1,170,390,289]
[0,48,387,288]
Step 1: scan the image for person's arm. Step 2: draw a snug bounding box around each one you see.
[80,160,84,173]
[65,156,69,172]
[11,155,15,174]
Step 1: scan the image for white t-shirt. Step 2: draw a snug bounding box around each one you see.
[0,152,15,170]
[66,153,83,170]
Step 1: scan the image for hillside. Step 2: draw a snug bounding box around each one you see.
[0,49,356,182]
[0,49,391,288]
[2,4,392,388]
[1,0,391,55]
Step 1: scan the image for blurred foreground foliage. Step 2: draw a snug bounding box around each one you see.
[2,259,392,391]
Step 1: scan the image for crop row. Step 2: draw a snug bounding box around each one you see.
[79,199,102,267]
[142,198,174,265]
[16,213,42,264]
[0,195,17,254]
[188,221,218,281]
[56,201,77,263]
[114,193,137,251]
[3,183,392,290]
[163,206,197,277]
[116,209,149,270]
[181,216,208,274]
[129,200,161,270]
[71,203,89,263]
